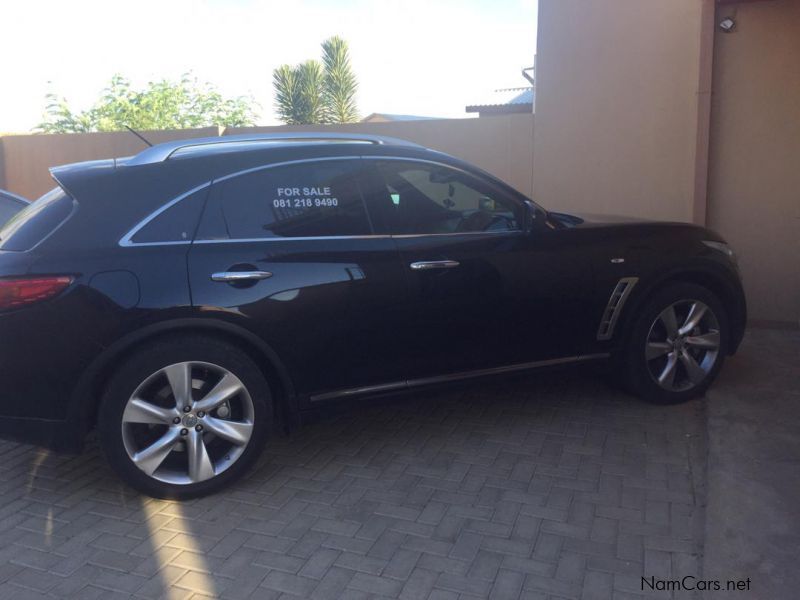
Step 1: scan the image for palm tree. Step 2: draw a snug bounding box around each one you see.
[273,65,301,125]
[322,36,359,123]
[273,37,359,124]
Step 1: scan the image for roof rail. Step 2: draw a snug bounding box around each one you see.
[125,132,423,166]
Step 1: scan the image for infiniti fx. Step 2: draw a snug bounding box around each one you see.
[0,134,746,497]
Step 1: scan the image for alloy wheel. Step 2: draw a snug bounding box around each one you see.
[645,299,721,392]
[121,361,254,485]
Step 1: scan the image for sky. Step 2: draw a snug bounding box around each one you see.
[0,0,538,132]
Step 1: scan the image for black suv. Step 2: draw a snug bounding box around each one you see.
[0,133,746,498]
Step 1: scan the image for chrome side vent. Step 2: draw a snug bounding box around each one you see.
[597,277,639,340]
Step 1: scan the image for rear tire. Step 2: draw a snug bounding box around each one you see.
[98,335,272,499]
[620,282,728,404]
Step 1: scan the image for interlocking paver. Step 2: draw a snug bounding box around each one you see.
[0,367,709,599]
[490,568,525,600]
[260,570,317,596]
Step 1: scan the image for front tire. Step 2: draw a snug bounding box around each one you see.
[621,282,728,404]
[98,336,272,499]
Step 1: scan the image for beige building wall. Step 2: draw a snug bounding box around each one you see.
[532,0,709,222]
[533,0,798,324]
[707,0,800,324]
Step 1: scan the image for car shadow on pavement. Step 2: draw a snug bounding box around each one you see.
[1,365,707,599]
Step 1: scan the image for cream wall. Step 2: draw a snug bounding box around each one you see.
[532,0,708,222]
[532,0,798,324]
[707,0,800,324]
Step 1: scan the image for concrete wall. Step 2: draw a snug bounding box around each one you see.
[532,0,709,222]
[707,0,800,324]
[0,115,534,202]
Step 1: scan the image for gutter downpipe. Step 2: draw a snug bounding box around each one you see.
[692,0,716,226]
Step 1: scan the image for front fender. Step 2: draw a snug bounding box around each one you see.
[613,258,746,355]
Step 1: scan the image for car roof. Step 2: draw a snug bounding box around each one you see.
[125,133,424,166]
[50,134,460,213]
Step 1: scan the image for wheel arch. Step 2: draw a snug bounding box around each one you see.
[614,265,746,355]
[66,318,298,447]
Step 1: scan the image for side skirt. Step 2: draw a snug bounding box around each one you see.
[309,353,610,404]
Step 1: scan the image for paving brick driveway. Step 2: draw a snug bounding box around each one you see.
[0,361,707,600]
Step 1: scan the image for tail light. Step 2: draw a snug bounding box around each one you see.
[0,276,74,310]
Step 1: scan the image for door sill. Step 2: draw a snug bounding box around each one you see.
[309,353,609,403]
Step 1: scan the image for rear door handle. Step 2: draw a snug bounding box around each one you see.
[409,260,460,271]
[211,271,273,283]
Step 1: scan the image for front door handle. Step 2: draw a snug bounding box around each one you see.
[211,271,273,283]
[409,260,460,271]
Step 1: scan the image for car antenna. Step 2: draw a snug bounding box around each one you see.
[124,126,153,147]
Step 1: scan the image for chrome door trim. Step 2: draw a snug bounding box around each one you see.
[409,260,460,271]
[194,235,391,244]
[308,380,408,403]
[191,231,519,244]
[406,353,610,388]
[309,353,610,403]
[211,271,273,283]
[393,230,521,239]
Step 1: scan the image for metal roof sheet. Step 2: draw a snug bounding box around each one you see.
[466,87,534,110]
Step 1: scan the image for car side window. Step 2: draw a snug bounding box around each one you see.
[365,160,523,235]
[130,188,208,244]
[214,160,371,239]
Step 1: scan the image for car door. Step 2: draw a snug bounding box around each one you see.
[186,157,409,401]
[360,157,596,380]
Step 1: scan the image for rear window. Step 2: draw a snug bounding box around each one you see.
[0,187,75,251]
[0,195,26,225]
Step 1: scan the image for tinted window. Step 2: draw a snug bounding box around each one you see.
[366,161,522,235]
[215,160,371,239]
[0,187,74,251]
[130,188,208,244]
[0,195,26,226]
